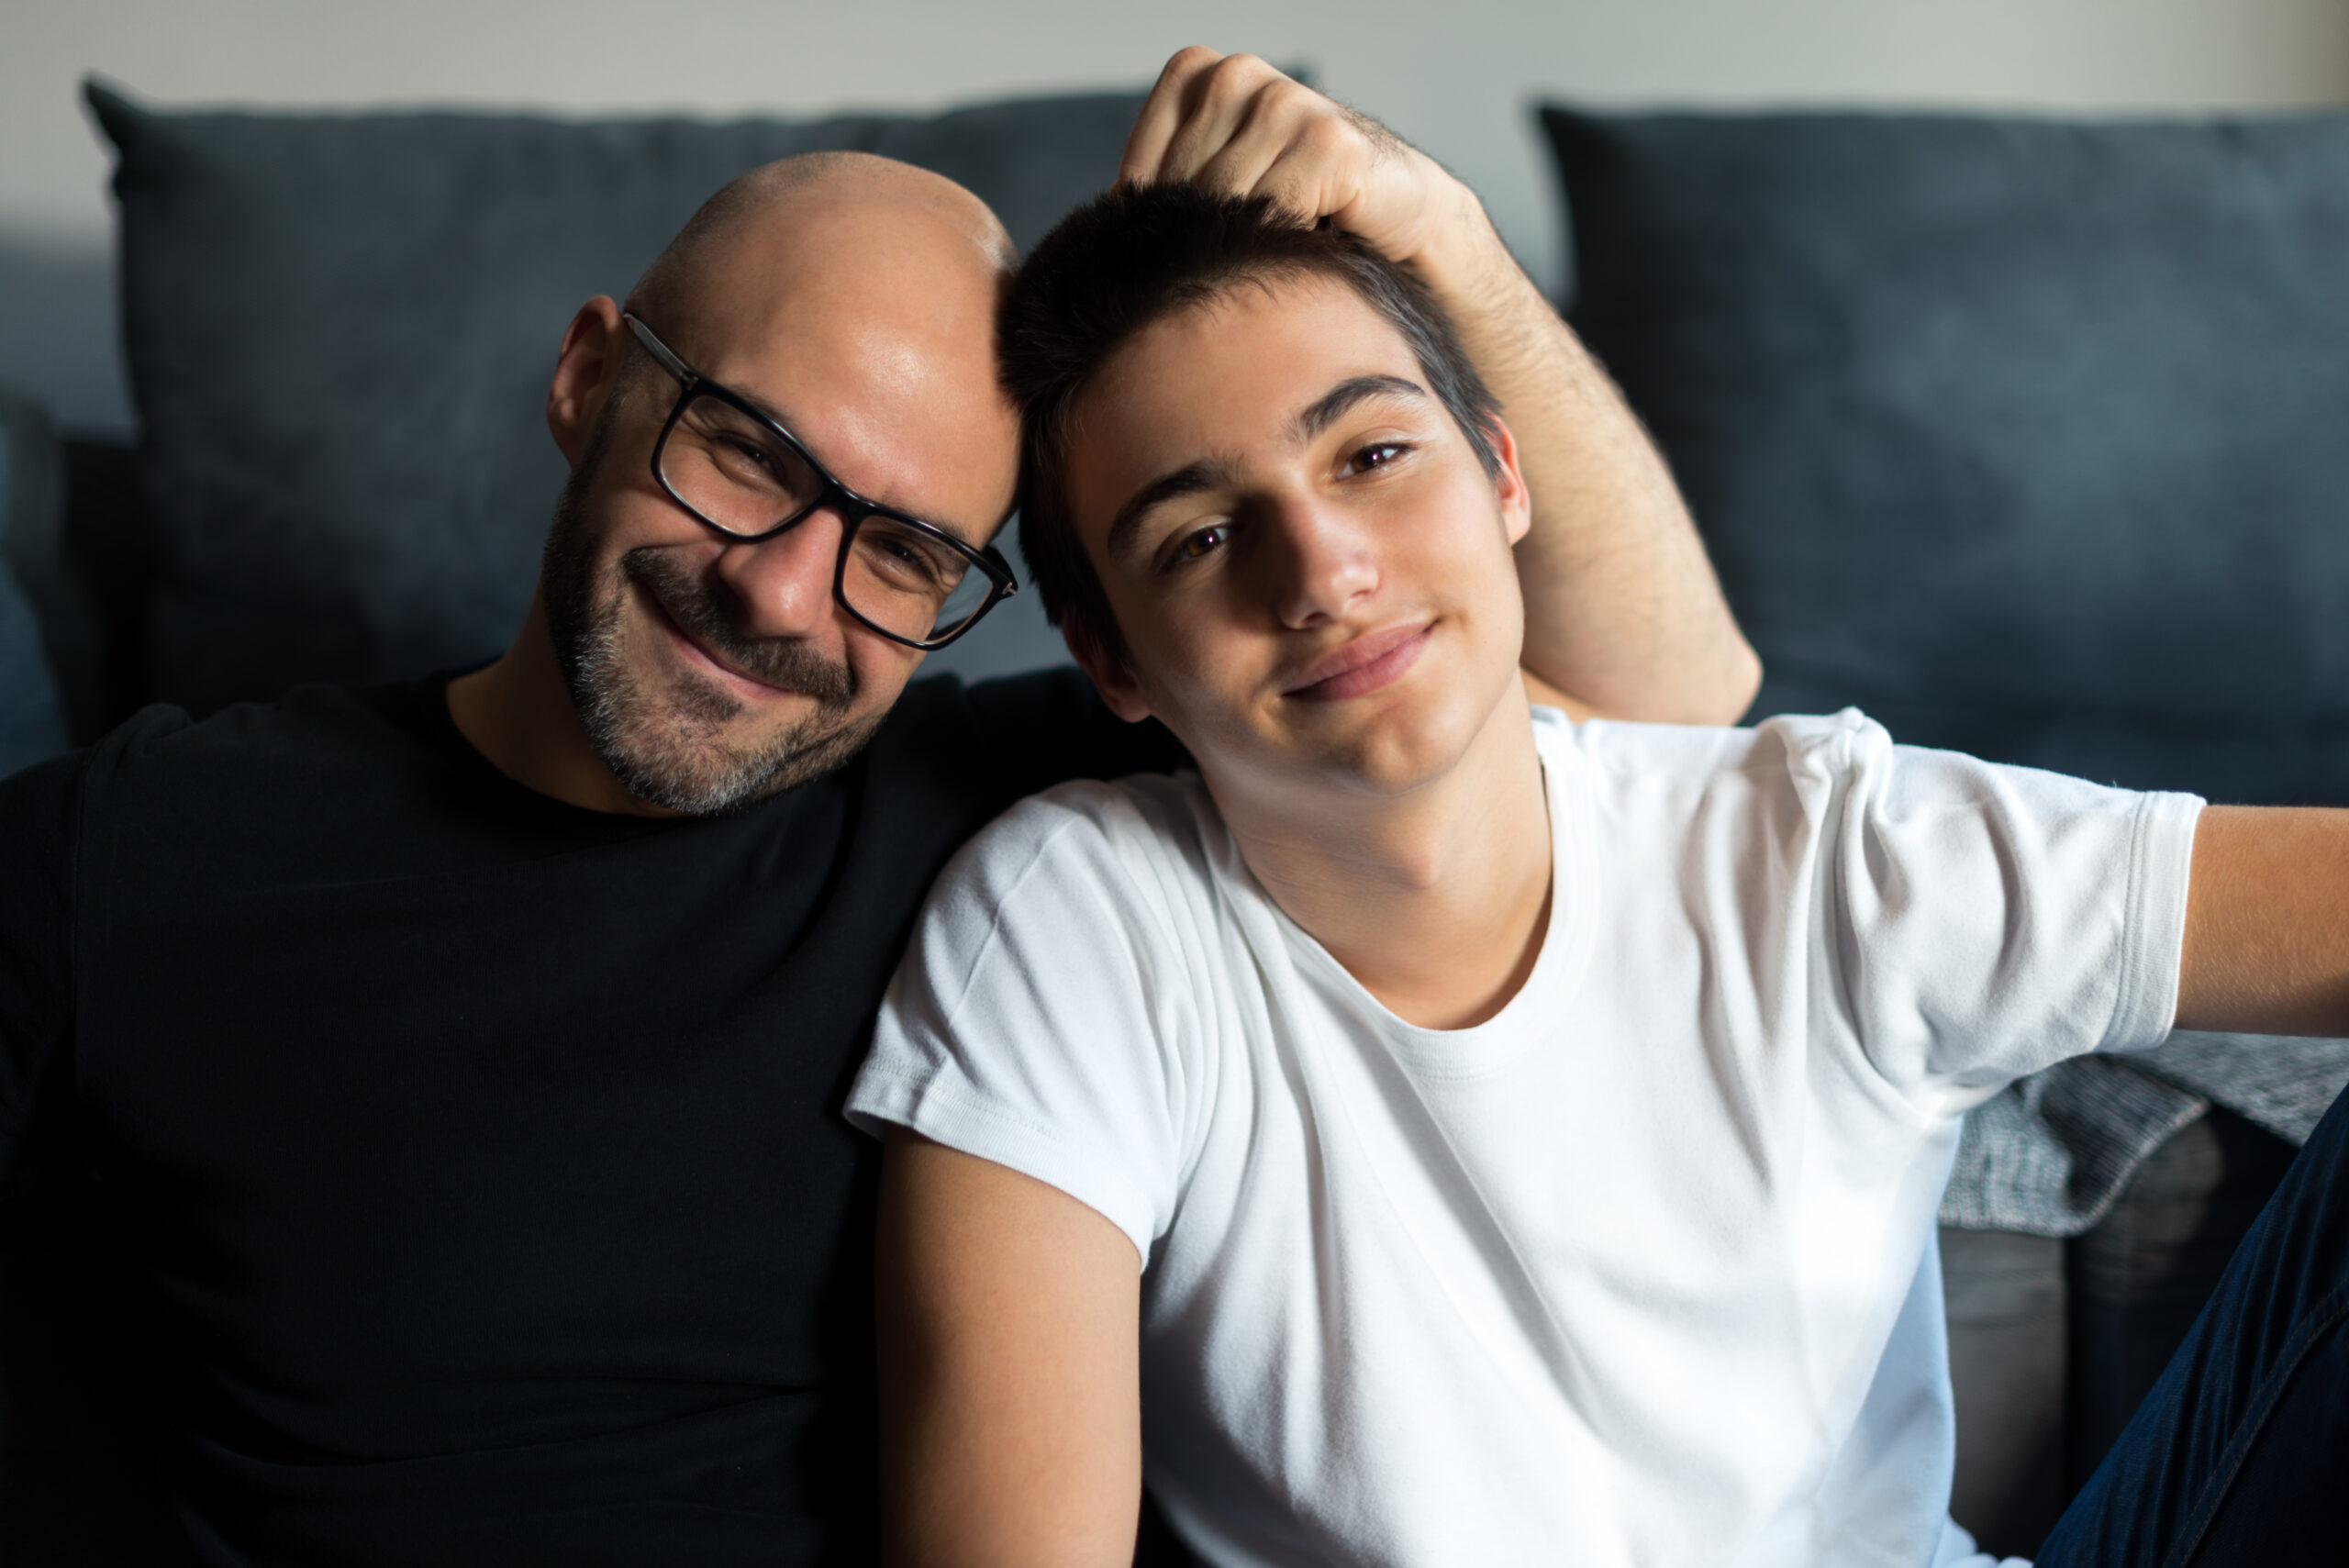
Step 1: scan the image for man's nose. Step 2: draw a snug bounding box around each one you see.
[1266,497,1379,629]
[707,508,847,639]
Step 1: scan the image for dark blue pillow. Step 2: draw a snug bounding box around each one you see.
[88,83,1141,715]
[1541,108,2349,804]
[0,385,70,774]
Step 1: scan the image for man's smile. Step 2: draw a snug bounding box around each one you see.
[623,546,856,712]
[646,590,800,704]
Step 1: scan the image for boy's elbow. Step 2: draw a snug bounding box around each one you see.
[1709,637,1765,727]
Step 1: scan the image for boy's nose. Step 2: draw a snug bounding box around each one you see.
[1268,499,1380,630]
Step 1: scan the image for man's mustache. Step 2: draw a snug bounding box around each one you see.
[622,547,857,709]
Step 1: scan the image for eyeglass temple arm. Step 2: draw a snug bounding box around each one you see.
[622,312,696,385]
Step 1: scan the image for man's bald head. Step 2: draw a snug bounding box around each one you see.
[608,150,1023,554]
[626,152,1016,352]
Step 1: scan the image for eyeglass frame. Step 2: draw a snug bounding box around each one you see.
[620,311,1019,651]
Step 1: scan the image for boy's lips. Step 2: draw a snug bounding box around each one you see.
[1282,622,1433,702]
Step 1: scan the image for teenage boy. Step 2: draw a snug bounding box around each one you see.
[850,182,2349,1567]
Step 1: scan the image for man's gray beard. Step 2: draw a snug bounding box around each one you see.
[540,437,885,816]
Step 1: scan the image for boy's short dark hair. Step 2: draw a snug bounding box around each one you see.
[998,183,1503,666]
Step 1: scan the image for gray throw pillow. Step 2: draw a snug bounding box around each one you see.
[89,83,1142,714]
[0,385,70,774]
[1540,107,2349,805]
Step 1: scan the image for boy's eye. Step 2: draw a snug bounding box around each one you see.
[1167,524,1232,568]
[1346,442,1408,474]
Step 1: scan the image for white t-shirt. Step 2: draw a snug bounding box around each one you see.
[848,709,2201,1568]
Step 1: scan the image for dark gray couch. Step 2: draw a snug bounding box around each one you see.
[4,81,2344,1563]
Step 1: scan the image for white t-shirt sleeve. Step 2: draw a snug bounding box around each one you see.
[846,784,1196,1263]
[1778,711,2203,1098]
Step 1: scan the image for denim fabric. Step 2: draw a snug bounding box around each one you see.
[2037,1083,2349,1565]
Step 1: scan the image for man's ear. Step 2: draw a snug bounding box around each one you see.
[1486,414,1531,548]
[547,296,629,469]
[1062,617,1153,725]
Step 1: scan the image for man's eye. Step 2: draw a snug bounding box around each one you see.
[1346,442,1409,474]
[719,437,778,476]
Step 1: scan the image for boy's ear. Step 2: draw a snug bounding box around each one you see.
[1062,617,1153,724]
[1486,414,1531,548]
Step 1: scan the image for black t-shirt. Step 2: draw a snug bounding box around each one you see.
[0,669,1174,1565]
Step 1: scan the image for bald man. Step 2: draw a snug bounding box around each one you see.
[0,53,1755,1565]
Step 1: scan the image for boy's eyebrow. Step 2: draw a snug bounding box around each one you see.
[1291,374,1428,444]
[1107,458,1240,562]
[1103,375,1431,562]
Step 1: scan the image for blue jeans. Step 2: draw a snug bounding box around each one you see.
[2036,1081,2349,1567]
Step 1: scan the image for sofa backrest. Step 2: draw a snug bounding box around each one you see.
[1542,107,2349,805]
[86,82,1140,724]
[0,384,72,770]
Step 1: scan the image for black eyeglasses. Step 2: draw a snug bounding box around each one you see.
[623,312,1018,651]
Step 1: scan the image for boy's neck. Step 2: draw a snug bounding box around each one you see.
[1210,684,1554,1031]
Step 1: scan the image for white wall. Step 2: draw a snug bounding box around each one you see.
[6,0,2347,435]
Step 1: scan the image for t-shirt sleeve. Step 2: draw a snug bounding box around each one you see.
[846,786,1194,1262]
[0,749,86,1182]
[1785,712,2202,1099]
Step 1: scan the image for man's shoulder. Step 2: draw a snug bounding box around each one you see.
[67,680,463,871]
[83,681,439,788]
[872,668,1187,809]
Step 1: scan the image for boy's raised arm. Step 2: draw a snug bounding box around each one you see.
[875,1130,1145,1568]
[1119,47,1763,725]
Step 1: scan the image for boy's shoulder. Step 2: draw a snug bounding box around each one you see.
[1546,706,1883,781]
[937,768,1235,929]
[1540,707,1905,829]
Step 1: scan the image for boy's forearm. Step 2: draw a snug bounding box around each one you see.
[2179,805,2349,1036]
[1414,196,1761,725]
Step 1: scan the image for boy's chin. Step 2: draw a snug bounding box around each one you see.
[1204,705,1497,805]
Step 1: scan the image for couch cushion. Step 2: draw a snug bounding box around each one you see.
[89,83,1139,715]
[0,385,71,773]
[1540,107,2349,804]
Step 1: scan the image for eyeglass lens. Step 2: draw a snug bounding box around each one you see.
[662,392,994,644]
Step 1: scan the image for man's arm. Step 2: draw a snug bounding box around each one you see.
[2179,806,2349,1036]
[875,1130,1143,1568]
[1119,48,1762,725]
